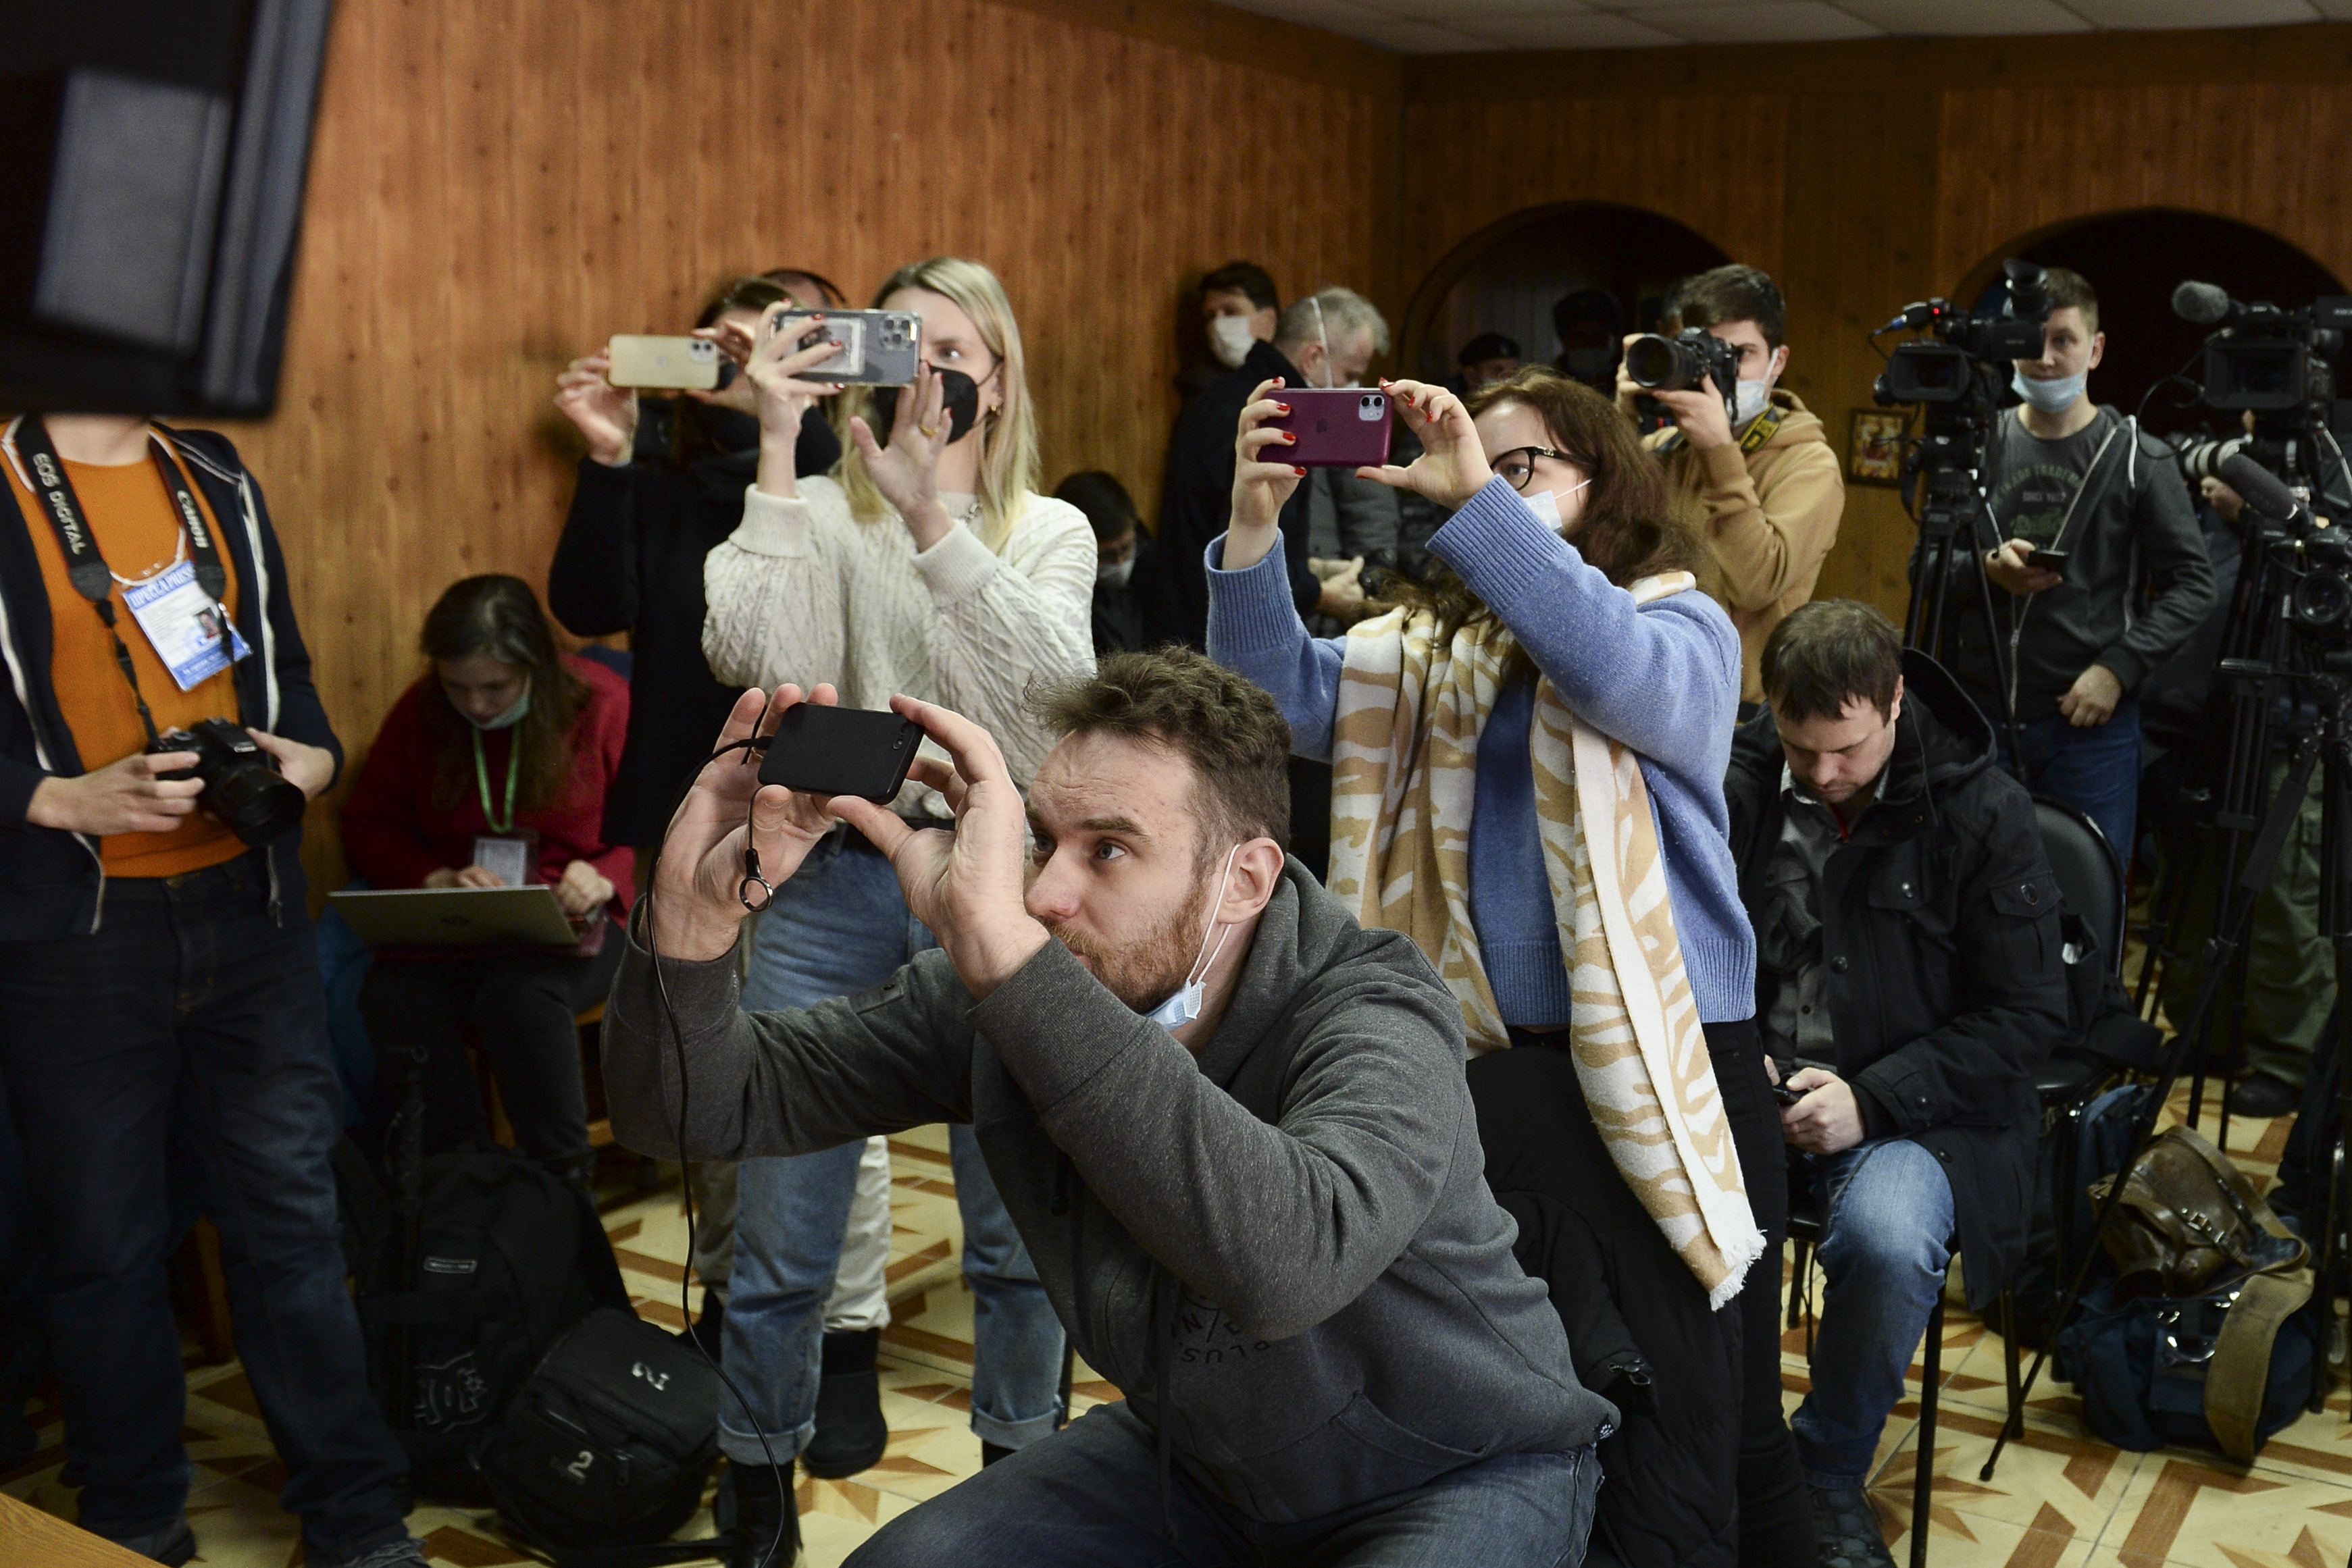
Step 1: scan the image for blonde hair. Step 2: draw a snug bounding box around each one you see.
[836,257,1039,553]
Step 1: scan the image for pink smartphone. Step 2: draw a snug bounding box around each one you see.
[1266,388,1394,468]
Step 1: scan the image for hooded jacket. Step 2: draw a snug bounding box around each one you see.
[603,859,1616,1521]
[1649,389,1845,704]
[0,425,340,941]
[1724,652,2068,1306]
[1920,405,2213,722]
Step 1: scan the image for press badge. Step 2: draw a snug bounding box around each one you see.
[122,560,251,691]
[471,836,533,888]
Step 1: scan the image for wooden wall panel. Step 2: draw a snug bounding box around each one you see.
[213,0,1398,891]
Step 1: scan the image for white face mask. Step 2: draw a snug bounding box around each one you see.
[1519,478,1593,535]
[463,684,532,731]
[1207,314,1255,370]
[1142,845,1241,1033]
[2012,367,2087,414]
[1096,556,1135,589]
[1734,377,1774,425]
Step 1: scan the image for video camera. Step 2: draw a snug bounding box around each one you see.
[2171,281,2352,415]
[1872,259,2053,407]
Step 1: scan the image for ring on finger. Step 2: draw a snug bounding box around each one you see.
[918,422,941,438]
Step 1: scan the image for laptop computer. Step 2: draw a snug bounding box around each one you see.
[328,885,582,948]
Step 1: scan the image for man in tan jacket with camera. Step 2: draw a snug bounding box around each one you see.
[1619,264,1845,706]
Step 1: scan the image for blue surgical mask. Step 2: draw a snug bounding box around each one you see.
[2012,367,2087,415]
[1141,845,1240,1033]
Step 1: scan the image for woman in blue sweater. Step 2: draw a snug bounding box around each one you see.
[1206,366,1810,1567]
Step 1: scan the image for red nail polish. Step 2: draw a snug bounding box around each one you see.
[1294,466,1307,476]
[1277,403,1291,414]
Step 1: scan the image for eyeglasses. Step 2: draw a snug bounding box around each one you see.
[1491,446,1583,494]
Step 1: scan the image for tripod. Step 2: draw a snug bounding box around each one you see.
[1902,418,2031,776]
[1983,652,2352,1480]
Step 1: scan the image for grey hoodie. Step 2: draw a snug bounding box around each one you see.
[603,860,1615,1522]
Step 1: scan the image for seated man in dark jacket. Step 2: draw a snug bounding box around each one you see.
[605,649,1612,1567]
[1724,601,2068,1568]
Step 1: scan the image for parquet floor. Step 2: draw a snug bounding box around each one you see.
[9,1109,2352,1567]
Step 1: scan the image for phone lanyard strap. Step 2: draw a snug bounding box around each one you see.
[471,727,521,834]
[9,415,230,748]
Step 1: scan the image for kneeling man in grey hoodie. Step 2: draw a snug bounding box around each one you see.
[604,648,1615,1567]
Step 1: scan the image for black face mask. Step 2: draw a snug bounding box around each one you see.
[873,367,982,446]
[697,405,761,454]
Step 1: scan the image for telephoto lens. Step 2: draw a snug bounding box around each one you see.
[147,717,310,845]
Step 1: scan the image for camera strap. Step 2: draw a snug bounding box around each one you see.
[1738,404,1785,454]
[7,416,232,748]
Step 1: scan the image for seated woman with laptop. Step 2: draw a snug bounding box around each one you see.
[340,573,632,1191]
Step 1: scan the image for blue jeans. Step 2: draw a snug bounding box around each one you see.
[723,831,1066,1465]
[848,1401,1599,1567]
[1789,1139,1956,1488]
[2001,699,2141,871]
[0,853,409,1555]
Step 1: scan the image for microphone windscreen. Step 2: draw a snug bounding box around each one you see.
[2173,280,2233,325]
[2220,451,2299,521]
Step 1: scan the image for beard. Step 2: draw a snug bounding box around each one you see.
[1048,865,1217,1012]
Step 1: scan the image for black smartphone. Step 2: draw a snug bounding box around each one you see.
[756,704,925,803]
[2028,548,2069,575]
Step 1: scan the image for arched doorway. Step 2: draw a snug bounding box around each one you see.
[1953,209,2346,438]
[1402,203,1731,383]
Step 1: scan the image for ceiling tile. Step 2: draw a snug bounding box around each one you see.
[1373,0,1595,15]
[1456,10,1687,43]
[1348,14,1505,47]
[1835,0,2093,32]
[2060,0,2318,24]
[1636,1,1886,41]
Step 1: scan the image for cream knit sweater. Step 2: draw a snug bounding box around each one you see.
[702,476,1097,795]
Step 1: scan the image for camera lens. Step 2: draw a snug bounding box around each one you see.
[205,762,309,845]
[2293,571,2352,634]
[1623,334,1695,392]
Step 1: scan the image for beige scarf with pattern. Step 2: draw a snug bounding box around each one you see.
[1327,577,1762,1307]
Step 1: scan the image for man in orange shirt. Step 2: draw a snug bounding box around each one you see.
[0,412,423,1568]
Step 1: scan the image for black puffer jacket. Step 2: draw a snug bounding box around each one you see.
[1724,652,2068,1307]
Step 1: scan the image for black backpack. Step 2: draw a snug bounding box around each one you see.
[475,1307,724,1560]
[340,1138,631,1500]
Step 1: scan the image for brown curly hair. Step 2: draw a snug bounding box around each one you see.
[1387,366,1699,640]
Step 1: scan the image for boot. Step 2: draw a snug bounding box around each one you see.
[800,1328,887,1478]
[1808,1484,1894,1568]
[726,1463,799,1568]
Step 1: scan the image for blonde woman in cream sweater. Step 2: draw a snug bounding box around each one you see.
[696,258,1093,1547]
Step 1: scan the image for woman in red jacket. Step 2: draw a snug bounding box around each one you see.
[342,575,632,1188]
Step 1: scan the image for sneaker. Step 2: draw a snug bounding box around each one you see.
[726,1463,800,1568]
[1809,1484,1894,1568]
[311,1537,429,1568]
[2228,1072,2302,1119]
[800,1328,887,1478]
[97,1517,195,1567]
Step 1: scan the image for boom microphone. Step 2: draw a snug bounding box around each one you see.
[2218,451,2302,525]
[2172,280,2236,326]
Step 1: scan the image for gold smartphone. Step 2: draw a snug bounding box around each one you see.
[607,334,720,390]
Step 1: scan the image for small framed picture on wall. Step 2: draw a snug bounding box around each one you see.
[1847,409,1906,486]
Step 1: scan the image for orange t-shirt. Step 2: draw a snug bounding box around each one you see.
[7,438,249,877]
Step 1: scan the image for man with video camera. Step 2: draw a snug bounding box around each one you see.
[0,413,422,1567]
[1940,267,2213,864]
[1617,265,1845,707]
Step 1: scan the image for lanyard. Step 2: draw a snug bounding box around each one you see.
[11,414,231,746]
[471,726,521,833]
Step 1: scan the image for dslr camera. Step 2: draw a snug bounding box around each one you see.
[1624,328,1743,423]
[147,717,309,845]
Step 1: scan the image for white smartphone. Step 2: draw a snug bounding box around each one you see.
[607,334,720,390]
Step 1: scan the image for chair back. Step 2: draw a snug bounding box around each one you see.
[2034,795,2124,976]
